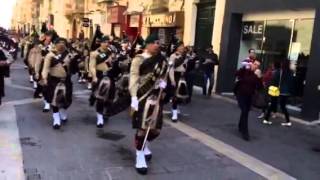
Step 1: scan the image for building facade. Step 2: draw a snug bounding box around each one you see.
[216,0,320,120]
[11,0,40,34]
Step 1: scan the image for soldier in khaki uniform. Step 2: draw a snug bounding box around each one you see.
[168,42,187,122]
[42,38,73,129]
[27,40,42,91]
[129,34,169,175]
[40,33,54,112]
[89,36,113,128]
[23,37,34,82]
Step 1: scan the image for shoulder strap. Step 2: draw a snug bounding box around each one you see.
[96,50,109,65]
[50,51,69,68]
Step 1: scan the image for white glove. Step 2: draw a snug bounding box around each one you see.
[159,79,167,89]
[131,96,139,111]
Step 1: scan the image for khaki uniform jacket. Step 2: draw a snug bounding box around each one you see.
[23,42,31,59]
[42,51,71,81]
[28,46,42,75]
[169,53,186,84]
[89,48,111,81]
[129,53,152,98]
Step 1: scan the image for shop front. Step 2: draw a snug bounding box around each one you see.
[107,5,126,38]
[143,12,184,45]
[126,14,142,42]
[238,12,315,112]
[217,0,320,120]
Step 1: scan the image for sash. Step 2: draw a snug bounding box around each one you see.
[174,54,185,68]
[137,54,167,100]
[50,51,69,68]
[96,50,110,65]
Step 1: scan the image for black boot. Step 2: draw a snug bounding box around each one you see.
[89,95,96,106]
[242,133,250,141]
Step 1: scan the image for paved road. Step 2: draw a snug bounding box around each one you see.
[1,57,318,180]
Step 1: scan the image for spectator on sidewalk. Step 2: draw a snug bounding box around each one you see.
[257,64,277,119]
[185,46,198,103]
[263,60,294,127]
[201,45,219,96]
[0,48,11,105]
[235,61,263,141]
[241,48,257,69]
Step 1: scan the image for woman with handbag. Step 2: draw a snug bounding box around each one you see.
[263,60,294,126]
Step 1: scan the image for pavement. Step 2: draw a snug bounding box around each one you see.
[0,55,319,180]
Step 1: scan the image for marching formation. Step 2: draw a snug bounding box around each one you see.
[15,26,220,175]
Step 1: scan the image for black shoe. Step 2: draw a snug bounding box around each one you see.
[136,167,148,175]
[103,116,109,123]
[33,94,42,99]
[96,123,104,128]
[43,109,50,113]
[62,119,68,124]
[171,119,178,123]
[242,133,250,141]
[89,96,96,106]
[145,154,152,162]
[53,124,60,130]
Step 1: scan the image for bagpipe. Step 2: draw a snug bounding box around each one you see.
[90,26,104,51]
[137,53,167,100]
[129,33,144,58]
[68,45,87,75]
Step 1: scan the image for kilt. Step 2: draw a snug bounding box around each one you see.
[104,74,131,117]
[44,75,73,108]
[132,91,164,130]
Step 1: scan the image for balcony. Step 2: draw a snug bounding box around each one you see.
[148,0,169,13]
[64,2,85,17]
[97,0,114,4]
[64,3,73,16]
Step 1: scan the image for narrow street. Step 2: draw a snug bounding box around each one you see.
[1,56,319,180]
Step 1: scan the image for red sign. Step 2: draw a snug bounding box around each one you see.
[107,6,126,24]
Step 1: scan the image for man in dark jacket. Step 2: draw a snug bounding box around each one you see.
[201,45,219,96]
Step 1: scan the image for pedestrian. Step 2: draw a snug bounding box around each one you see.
[241,48,257,69]
[234,61,263,141]
[263,60,294,127]
[257,64,277,119]
[168,41,187,122]
[185,46,197,103]
[0,48,11,105]
[129,33,169,175]
[201,45,219,96]
[41,38,73,129]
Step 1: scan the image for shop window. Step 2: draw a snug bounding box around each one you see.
[290,19,314,107]
[238,18,314,110]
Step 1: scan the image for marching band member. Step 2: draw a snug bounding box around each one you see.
[42,38,73,129]
[129,34,169,175]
